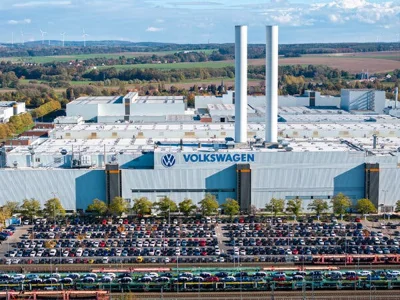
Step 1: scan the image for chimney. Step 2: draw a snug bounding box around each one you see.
[234,25,248,144]
[265,25,278,143]
[395,87,399,109]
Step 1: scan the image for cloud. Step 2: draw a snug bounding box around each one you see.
[8,19,31,25]
[146,27,164,32]
[13,1,71,7]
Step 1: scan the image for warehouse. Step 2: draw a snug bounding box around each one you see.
[0,25,399,214]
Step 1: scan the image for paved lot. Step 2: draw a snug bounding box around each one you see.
[0,225,30,256]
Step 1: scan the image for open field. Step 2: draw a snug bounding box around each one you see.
[97,61,233,70]
[0,49,216,64]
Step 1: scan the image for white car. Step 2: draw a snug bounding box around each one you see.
[76,248,83,257]
[388,270,400,276]
[63,250,69,257]
[240,249,246,255]
[215,249,221,255]
[358,271,371,276]
[49,249,57,256]
[30,251,36,257]
[116,249,122,256]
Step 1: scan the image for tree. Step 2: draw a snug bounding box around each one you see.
[20,198,41,221]
[286,199,302,218]
[220,198,240,217]
[109,196,129,216]
[0,206,12,227]
[154,197,177,217]
[265,198,285,217]
[331,193,352,217]
[3,201,20,215]
[87,199,108,216]
[199,194,219,216]
[178,198,197,216]
[308,199,329,216]
[395,200,400,213]
[356,198,377,216]
[43,198,66,219]
[132,197,153,216]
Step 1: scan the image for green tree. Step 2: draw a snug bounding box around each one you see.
[265,198,285,217]
[331,193,352,217]
[43,198,66,219]
[356,198,377,216]
[3,201,20,215]
[220,198,240,217]
[395,200,400,213]
[308,199,329,216]
[109,196,130,216]
[286,199,302,218]
[199,193,219,216]
[154,197,177,217]
[20,198,41,222]
[132,197,153,216]
[178,198,197,216]
[87,199,108,216]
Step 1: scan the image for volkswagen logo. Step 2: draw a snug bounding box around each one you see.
[161,154,176,168]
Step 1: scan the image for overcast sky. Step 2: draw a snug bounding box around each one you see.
[1,0,399,44]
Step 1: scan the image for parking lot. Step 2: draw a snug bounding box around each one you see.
[1,216,400,266]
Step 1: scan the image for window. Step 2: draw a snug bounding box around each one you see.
[35,158,40,162]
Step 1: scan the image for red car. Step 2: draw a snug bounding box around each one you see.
[273,276,286,282]
[355,217,361,223]
[346,275,359,281]
[205,276,219,282]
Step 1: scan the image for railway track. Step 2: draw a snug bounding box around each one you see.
[109,290,400,300]
[2,262,400,273]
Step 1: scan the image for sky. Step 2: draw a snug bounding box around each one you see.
[1,0,399,44]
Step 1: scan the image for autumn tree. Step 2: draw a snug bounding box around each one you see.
[3,201,20,215]
[87,199,108,215]
[265,198,285,217]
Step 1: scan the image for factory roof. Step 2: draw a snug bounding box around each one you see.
[133,96,184,104]
[51,119,400,134]
[68,96,122,105]
[8,137,360,155]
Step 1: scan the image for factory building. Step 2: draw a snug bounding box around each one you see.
[0,102,26,123]
[0,25,399,214]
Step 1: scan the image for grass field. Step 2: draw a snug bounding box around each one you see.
[0,49,217,64]
[97,61,233,70]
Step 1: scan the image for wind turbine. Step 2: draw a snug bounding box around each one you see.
[40,29,47,45]
[20,31,25,45]
[82,28,89,47]
[60,32,66,47]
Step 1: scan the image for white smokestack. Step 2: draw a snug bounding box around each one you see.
[265,25,278,143]
[395,87,398,109]
[235,25,248,143]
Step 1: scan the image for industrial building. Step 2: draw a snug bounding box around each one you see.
[0,102,26,123]
[0,26,399,214]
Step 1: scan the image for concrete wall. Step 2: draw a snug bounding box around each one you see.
[67,104,99,121]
